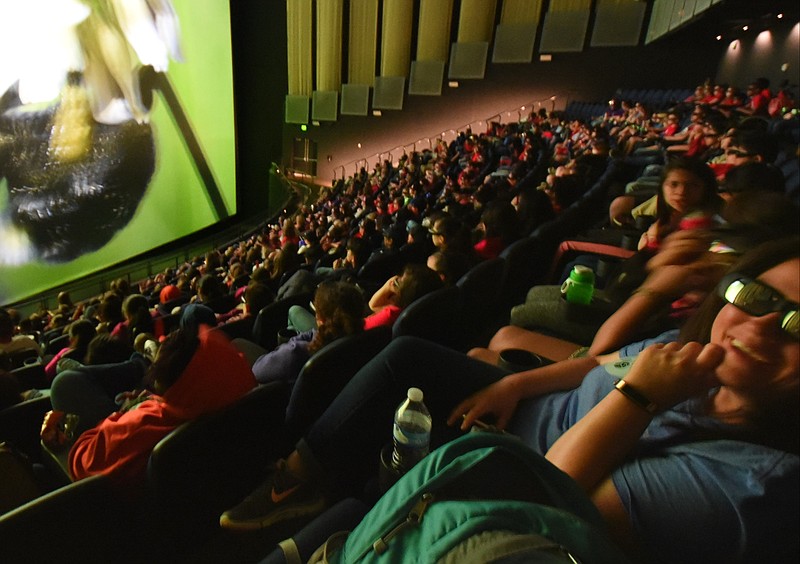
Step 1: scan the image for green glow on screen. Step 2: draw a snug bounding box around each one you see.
[0,0,237,306]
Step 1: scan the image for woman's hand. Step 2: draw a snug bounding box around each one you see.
[448,376,522,431]
[40,410,66,448]
[624,341,724,410]
[642,230,732,297]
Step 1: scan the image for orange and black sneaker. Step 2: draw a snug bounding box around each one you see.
[219,459,327,530]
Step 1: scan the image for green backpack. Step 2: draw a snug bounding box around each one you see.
[314,432,630,563]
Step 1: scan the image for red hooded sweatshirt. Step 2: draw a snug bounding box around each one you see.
[69,326,256,483]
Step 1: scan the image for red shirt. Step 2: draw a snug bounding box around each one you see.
[363,305,402,330]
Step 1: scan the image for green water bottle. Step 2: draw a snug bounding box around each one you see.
[561,265,595,305]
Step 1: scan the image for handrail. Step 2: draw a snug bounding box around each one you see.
[333,93,564,178]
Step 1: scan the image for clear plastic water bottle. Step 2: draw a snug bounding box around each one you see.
[391,387,432,473]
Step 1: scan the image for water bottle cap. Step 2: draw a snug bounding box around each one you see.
[407,387,423,402]
[570,265,595,283]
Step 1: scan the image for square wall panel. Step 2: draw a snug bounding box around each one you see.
[591,0,646,47]
[409,60,445,95]
[539,10,590,53]
[448,42,488,79]
[373,76,405,110]
[493,23,537,63]
[285,95,310,124]
[341,84,370,115]
[312,90,338,121]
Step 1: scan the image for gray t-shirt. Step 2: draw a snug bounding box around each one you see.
[509,330,798,562]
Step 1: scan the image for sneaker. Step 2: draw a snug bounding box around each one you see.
[219,459,327,530]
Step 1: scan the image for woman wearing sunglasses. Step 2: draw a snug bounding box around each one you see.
[222,237,798,563]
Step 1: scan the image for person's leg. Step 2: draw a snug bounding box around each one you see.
[609,195,636,226]
[287,305,316,333]
[220,337,508,529]
[470,325,580,363]
[295,337,508,495]
[50,361,143,434]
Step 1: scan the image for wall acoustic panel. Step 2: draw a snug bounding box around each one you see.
[539,10,590,53]
[408,60,445,95]
[312,90,339,121]
[373,76,406,110]
[646,0,674,44]
[340,84,370,115]
[591,0,646,47]
[285,94,310,124]
[448,41,489,79]
[492,23,537,62]
[670,0,696,30]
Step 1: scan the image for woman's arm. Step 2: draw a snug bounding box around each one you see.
[592,230,728,355]
[368,275,400,312]
[449,351,620,431]
[545,341,723,492]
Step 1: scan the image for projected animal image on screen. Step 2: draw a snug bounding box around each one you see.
[0,0,189,265]
[0,79,155,262]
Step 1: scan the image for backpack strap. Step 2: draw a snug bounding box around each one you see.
[278,538,302,564]
[440,530,579,564]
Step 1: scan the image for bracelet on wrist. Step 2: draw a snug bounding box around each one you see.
[614,378,659,414]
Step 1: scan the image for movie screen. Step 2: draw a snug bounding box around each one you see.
[0,0,237,305]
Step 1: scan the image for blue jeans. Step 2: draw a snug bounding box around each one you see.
[297,337,507,495]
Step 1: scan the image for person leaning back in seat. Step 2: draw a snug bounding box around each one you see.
[48,324,256,484]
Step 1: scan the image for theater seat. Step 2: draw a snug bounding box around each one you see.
[10,361,48,390]
[285,326,392,440]
[456,257,507,349]
[391,286,463,350]
[0,474,137,563]
[0,392,52,461]
[145,381,291,550]
[252,293,313,351]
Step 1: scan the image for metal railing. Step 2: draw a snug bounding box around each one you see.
[332,94,563,180]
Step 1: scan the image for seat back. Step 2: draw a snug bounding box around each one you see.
[391,286,463,350]
[215,315,256,341]
[0,474,138,563]
[0,393,52,461]
[251,292,313,350]
[10,360,48,390]
[146,381,290,544]
[43,333,70,356]
[285,326,392,439]
[498,235,556,310]
[456,258,507,348]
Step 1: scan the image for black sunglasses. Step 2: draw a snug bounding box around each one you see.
[717,274,799,339]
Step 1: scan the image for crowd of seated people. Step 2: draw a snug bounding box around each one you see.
[0,78,798,563]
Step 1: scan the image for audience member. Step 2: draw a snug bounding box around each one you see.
[220,237,799,564]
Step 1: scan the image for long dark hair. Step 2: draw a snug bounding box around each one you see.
[123,294,154,340]
[396,264,444,309]
[655,156,720,227]
[307,281,365,355]
[147,326,200,395]
[680,236,799,454]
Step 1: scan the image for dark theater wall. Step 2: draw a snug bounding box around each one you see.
[230,0,288,218]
